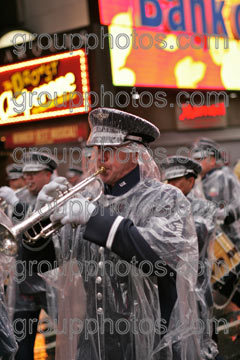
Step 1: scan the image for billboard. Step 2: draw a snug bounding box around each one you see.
[0,49,90,126]
[99,0,240,90]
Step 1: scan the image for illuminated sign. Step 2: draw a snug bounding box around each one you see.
[179,102,226,120]
[99,0,240,39]
[0,50,90,126]
[5,123,89,148]
[176,102,227,130]
[98,0,240,90]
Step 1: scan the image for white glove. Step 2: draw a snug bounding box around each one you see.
[35,177,69,211]
[50,195,96,226]
[0,186,18,206]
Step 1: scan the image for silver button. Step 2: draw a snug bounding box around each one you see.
[98,261,104,269]
[97,307,103,314]
[96,276,102,284]
[98,247,104,254]
[97,292,103,300]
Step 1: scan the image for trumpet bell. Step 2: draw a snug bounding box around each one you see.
[0,210,18,257]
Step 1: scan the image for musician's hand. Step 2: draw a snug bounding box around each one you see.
[50,195,96,226]
[35,177,69,211]
[0,186,18,206]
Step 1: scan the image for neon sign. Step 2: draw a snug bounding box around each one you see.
[0,49,90,126]
[179,102,226,121]
[176,102,227,130]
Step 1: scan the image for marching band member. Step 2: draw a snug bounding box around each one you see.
[0,211,18,359]
[192,138,240,309]
[0,164,28,218]
[66,166,83,187]
[7,152,58,360]
[28,108,202,359]
[192,138,240,249]
[6,164,26,191]
[160,156,221,360]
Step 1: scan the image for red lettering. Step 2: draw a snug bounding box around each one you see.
[179,102,225,121]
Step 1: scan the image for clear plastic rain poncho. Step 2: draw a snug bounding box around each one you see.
[0,211,18,357]
[187,191,218,359]
[7,188,57,323]
[201,166,240,249]
[0,257,18,358]
[191,176,207,200]
[7,189,43,317]
[42,142,202,360]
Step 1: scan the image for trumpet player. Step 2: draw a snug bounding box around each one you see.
[5,152,58,360]
[25,108,204,359]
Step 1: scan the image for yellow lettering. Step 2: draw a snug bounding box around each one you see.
[0,71,77,121]
[11,72,24,94]
[51,61,58,76]
[22,70,31,87]
[45,64,52,83]
[31,69,41,87]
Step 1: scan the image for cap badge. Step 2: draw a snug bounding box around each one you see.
[93,111,109,121]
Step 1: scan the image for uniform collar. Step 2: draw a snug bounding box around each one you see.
[104,165,140,196]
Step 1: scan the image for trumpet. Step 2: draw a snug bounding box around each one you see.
[0,167,105,257]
